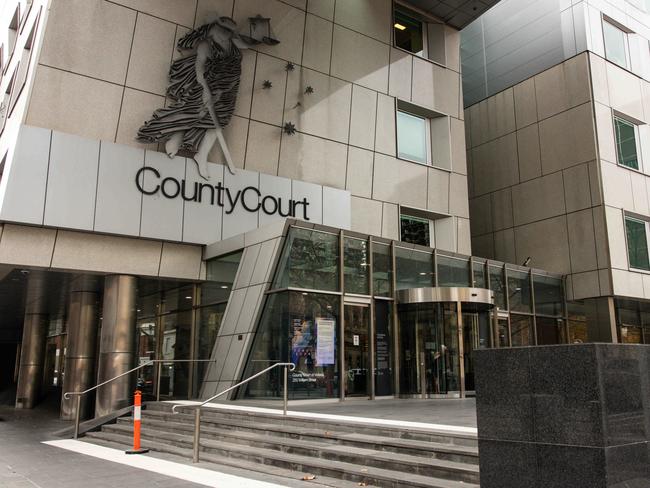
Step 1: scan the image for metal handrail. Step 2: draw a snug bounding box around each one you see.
[63,359,218,439]
[171,361,295,463]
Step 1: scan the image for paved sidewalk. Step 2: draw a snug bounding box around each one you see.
[0,401,206,488]
[291,398,477,428]
[0,394,477,488]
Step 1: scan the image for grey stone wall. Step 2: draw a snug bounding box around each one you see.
[474,344,650,488]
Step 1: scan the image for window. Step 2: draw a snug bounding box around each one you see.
[603,19,630,68]
[400,213,431,247]
[625,216,650,271]
[614,116,640,170]
[394,5,424,56]
[397,110,430,164]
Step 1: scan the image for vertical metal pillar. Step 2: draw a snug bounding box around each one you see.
[368,238,376,400]
[95,275,138,417]
[61,276,99,420]
[390,241,400,397]
[15,274,48,409]
[339,230,345,401]
[457,301,465,398]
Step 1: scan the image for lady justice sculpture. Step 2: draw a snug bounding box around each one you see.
[137,16,279,179]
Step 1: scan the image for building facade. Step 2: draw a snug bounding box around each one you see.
[462,0,650,344]
[3,0,584,419]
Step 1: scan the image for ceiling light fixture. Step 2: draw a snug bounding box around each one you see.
[394,23,407,30]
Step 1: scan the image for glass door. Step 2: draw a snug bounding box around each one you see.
[344,304,369,397]
[462,311,490,393]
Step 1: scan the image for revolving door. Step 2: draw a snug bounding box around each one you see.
[397,287,493,398]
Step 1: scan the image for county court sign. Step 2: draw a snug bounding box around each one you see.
[0,126,351,245]
[135,166,311,221]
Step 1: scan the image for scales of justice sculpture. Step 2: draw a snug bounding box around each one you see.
[137,15,279,179]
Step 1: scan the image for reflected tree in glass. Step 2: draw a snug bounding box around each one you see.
[274,228,340,291]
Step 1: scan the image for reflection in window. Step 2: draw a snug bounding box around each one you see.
[567,301,588,343]
[536,317,563,345]
[400,213,431,247]
[437,255,470,287]
[489,266,506,310]
[625,217,650,270]
[194,302,226,392]
[395,247,434,290]
[620,326,643,343]
[614,116,639,170]
[473,262,486,288]
[533,275,563,316]
[497,318,509,347]
[372,243,392,297]
[344,237,369,295]
[240,291,340,400]
[397,110,428,163]
[394,6,424,56]
[205,251,242,303]
[160,310,192,398]
[273,227,339,291]
[510,314,532,346]
[507,269,531,313]
[603,20,629,69]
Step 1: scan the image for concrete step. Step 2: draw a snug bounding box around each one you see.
[85,429,479,488]
[146,402,478,448]
[119,413,479,465]
[81,434,372,488]
[100,422,479,485]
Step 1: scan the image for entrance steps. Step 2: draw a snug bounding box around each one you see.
[82,402,479,488]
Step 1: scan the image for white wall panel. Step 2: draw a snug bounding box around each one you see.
[5,127,352,245]
[139,150,185,241]
[292,180,323,224]
[94,141,144,236]
[258,173,292,228]
[44,131,99,230]
[182,161,224,244]
[222,167,259,239]
[322,186,351,229]
[0,126,50,225]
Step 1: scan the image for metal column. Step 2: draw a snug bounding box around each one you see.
[15,274,48,409]
[95,275,137,417]
[61,276,99,420]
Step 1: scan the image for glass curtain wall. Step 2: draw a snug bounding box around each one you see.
[238,224,567,401]
[615,299,650,344]
[135,251,241,400]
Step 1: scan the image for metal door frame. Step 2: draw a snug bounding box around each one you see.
[395,287,494,398]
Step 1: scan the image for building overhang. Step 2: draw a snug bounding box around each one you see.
[402,0,501,30]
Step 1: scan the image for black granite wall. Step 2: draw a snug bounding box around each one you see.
[474,344,650,488]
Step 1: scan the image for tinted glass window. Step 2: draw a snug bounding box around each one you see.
[626,217,650,270]
[273,228,340,291]
[395,247,434,290]
[437,255,470,287]
[400,214,430,247]
[533,275,563,316]
[394,8,423,56]
[372,243,392,297]
[615,117,639,170]
[344,237,369,295]
[507,269,532,313]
